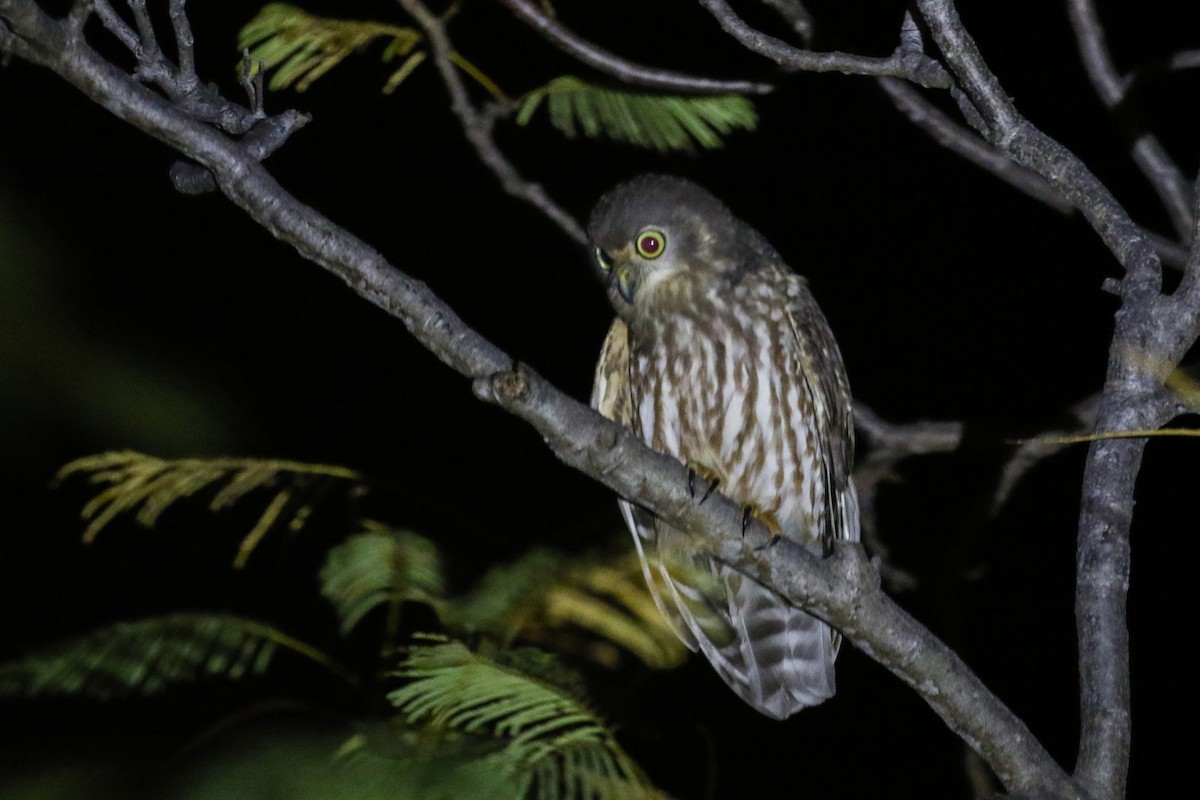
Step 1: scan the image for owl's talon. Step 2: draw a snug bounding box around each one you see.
[758,534,782,551]
[742,504,783,549]
[687,463,720,505]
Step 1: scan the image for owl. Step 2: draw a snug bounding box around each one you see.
[588,174,859,719]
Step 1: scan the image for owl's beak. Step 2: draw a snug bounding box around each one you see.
[614,263,636,304]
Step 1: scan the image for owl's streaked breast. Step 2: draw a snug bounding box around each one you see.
[629,280,826,548]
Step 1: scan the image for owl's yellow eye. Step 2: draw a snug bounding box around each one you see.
[594,246,613,272]
[635,230,666,259]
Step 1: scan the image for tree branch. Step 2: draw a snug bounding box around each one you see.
[0,1,1079,794]
[758,0,813,46]
[1066,0,1193,240]
[493,0,773,95]
[397,0,586,246]
[911,3,1200,797]
[698,0,952,88]
[878,76,1190,269]
[916,1,1161,287]
[877,76,1074,215]
[853,405,964,591]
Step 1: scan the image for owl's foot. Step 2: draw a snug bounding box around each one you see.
[686,462,721,505]
[742,505,783,548]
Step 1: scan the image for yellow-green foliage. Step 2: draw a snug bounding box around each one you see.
[58,451,685,670]
[239,5,754,150]
[239,3,423,92]
[451,548,688,670]
[518,76,757,152]
[57,451,361,567]
[6,443,694,798]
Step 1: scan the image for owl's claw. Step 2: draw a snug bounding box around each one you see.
[686,463,720,505]
[742,504,783,549]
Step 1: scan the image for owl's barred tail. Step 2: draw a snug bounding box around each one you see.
[712,566,836,719]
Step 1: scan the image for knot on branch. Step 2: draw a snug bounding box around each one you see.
[169,109,311,194]
[472,362,531,405]
[830,540,880,596]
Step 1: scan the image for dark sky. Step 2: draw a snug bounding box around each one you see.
[1,1,1196,797]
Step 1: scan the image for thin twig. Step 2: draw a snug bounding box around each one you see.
[1066,0,1193,240]
[398,0,586,246]
[166,0,195,92]
[494,0,772,95]
[853,404,964,592]
[698,0,951,89]
[758,0,813,46]
[92,0,139,53]
[878,77,1073,214]
[126,0,158,63]
[1164,48,1200,71]
[990,394,1100,517]
[881,69,1192,270]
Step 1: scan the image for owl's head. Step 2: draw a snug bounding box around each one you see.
[587,174,770,326]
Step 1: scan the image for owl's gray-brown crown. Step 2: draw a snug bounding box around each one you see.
[587,174,735,252]
[587,175,784,324]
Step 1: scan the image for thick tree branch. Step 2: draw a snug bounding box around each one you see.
[493,0,773,95]
[698,0,952,88]
[0,2,1079,794]
[911,3,1200,797]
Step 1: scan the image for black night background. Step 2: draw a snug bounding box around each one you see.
[1,1,1196,797]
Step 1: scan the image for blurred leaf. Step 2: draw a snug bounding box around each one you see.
[320,522,445,639]
[451,548,688,670]
[517,76,757,152]
[57,451,362,567]
[336,725,520,800]
[386,640,661,800]
[0,613,355,700]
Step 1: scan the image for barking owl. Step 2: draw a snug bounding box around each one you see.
[588,174,859,719]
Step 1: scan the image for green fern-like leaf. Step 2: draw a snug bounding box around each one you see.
[320,522,445,638]
[517,76,756,152]
[239,3,423,92]
[0,613,355,700]
[450,548,688,670]
[57,451,362,567]
[388,640,661,800]
[336,725,521,800]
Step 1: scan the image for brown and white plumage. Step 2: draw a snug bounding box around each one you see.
[588,175,858,719]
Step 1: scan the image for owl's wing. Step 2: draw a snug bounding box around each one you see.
[592,317,836,718]
[591,319,703,652]
[784,275,860,552]
[590,318,634,428]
